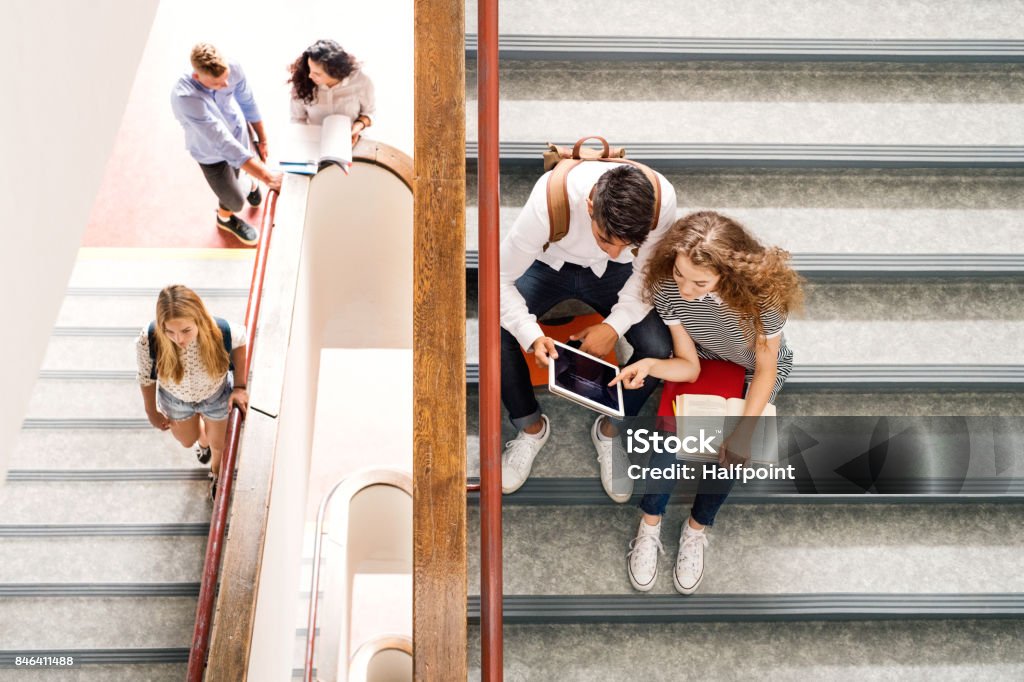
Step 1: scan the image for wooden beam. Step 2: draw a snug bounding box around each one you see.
[413,0,467,679]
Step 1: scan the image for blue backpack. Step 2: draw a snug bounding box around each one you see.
[147,317,233,380]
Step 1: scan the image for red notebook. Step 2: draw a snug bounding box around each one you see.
[655,359,746,431]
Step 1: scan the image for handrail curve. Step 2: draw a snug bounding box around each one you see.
[305,468,414,682]
[349,635,413,681]
[187,190,279,680]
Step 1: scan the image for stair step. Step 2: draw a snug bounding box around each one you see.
[469,620,1024,680]
[23,379,172,420]
[465,386,1024,478]
[469,477,1024,506]
[467,141,1024,169]
[465,362,1024,390]
[467,170,1024,255]
[468,504,1024,594]
[464,0,1023,41]
[0,524,209,538]
[55,292,247,328]
[7,470,209,482]
[0,536,205,583]
[0,481,211,525]
[0,583,200,597]
[466,251,1024,277]
[42,333,152,373]
[10,428,206,470]
[0,654,187,680]
[69,247,254,289]
[0,597,195,649]
[468,593,1024,623]
[21,418,150,429]
[466,35,1024,62]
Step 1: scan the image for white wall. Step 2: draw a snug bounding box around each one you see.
[247,163,413,680]
[0,0,158,476]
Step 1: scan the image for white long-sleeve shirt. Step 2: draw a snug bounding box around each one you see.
[500,162,678,351]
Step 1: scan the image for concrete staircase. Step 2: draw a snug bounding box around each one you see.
[464,2,1024,679]
[0,250,252,679]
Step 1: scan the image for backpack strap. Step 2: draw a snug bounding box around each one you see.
[543,136,660,252]
[214,317,234,372]
[147,321,158,380]
[146,318,234,381]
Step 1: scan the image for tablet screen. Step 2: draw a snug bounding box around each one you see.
[552,345,621,412]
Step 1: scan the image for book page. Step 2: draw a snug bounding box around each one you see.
[724,399,777,418]
[274,122,322,174]
[676,393,727,416]
[320,114,353,167]
[724,398,779,463]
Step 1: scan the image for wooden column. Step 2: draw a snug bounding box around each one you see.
[413,0,467,680]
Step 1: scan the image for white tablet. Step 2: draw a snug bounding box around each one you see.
[548,340,625,419]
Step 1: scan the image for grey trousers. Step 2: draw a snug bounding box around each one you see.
[198,161,247,213]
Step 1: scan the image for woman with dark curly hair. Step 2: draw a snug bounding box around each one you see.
[610,211,803,595]
[289,39,376,143]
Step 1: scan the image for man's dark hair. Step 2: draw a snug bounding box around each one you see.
[591,165,656,246]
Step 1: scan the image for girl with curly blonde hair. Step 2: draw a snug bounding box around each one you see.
[611,211,803,594]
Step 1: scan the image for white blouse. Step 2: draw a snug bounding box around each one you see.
[136,320,247,402]
[289,69,376,126]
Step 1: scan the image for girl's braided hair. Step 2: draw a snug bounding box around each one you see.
[642,211,804,346]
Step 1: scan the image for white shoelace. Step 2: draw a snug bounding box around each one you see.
[628,531,665,569]
[678,531,708,571]
[503,438,535,470]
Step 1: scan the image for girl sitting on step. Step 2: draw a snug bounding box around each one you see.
[135,285,248,498]
[611,211,803,594]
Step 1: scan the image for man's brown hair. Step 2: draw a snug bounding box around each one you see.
[190,43,227,77]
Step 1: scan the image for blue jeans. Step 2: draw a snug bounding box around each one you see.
[157,376,233,421]
[638,439,737,526]
[501,260,673,430]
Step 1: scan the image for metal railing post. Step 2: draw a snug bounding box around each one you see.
[478,0,503,678]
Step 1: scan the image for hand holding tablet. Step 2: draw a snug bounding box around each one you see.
[548,340,625,419]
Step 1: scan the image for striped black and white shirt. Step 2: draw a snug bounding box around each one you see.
[653,281,793,402]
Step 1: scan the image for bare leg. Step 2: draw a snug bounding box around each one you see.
[197,418,209,449]
[168,415,201,449]
[203,416,229,476]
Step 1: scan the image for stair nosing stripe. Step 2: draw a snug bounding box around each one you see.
[0,523,210,537]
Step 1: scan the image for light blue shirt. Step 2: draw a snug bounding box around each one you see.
[170,61,261,168]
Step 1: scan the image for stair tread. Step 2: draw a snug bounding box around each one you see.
[0,481,212,525]
[0,536,205,583]
[463,0,1024,41]
[0,597,195,649]
[467,100,1024,146]
[467,504,1024,595]
[465,207,1024,256]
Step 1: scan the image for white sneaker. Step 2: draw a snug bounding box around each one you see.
[627,518,664,592]
[501,415,550,494]
[673,521,709,595]
[591,416,633,503]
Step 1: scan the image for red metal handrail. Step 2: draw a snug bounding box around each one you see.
[478,0,503,679]
[187,190,279,680]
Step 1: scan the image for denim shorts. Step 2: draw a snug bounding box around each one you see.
[158,376,232,421]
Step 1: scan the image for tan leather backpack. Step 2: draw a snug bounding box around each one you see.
[541,136,662,252]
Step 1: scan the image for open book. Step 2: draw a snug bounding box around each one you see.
[276,114,353,175]
[674,393,778,464]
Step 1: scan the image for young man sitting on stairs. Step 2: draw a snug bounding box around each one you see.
[500,161,677,502]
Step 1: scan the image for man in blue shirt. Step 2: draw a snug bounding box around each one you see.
[171,43,282,245]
